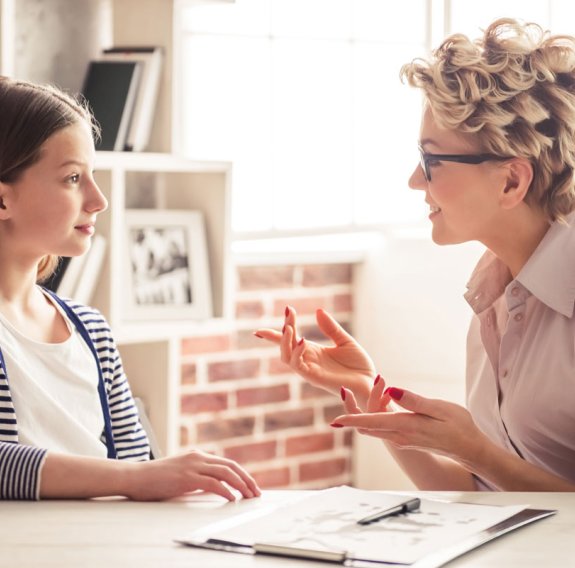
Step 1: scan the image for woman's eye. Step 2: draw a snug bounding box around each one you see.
[427,158,442,168]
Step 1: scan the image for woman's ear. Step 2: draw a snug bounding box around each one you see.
[500,158,533,210]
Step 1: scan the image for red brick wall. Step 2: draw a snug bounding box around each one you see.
[179,263,355,489]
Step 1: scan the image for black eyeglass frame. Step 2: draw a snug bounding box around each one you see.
[418,145,512,181]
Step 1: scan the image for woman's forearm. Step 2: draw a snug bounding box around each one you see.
[465,441,575,491]
[384,443,478,490]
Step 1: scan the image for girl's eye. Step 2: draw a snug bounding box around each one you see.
[68,174,80,183]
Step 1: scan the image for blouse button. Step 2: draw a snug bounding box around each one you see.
[514,313,524,322]
[511,287,520,297]
[502,369,508,378]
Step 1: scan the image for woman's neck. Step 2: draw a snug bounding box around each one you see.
[483,206,551,278]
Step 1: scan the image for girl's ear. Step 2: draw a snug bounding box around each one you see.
[0,182,12,218]
[500,158,533,210]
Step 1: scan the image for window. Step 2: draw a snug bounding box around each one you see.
[176,0,575,238]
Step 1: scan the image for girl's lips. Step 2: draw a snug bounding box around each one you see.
[75,224,95,235]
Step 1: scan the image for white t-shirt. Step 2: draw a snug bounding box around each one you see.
[0,292,107,458]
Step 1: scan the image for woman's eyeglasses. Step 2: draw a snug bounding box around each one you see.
[418,145,511,182]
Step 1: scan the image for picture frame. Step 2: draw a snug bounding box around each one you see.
[123,209,212,321]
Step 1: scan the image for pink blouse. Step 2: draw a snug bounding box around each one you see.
[465,214,575,490]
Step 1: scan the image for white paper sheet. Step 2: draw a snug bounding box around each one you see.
[192,486,526,565]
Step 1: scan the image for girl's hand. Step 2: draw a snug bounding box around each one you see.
[331,387,488,467]
[255,307,377,406]
[127,450,261,502]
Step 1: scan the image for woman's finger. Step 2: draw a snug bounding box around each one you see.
[253,328,282,344]
[367,374,388,413]
[340,387,362,414]
[280,323,295,364]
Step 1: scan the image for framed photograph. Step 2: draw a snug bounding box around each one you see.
[124,209,212,321]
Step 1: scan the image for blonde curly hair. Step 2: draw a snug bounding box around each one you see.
[401,18,575,222]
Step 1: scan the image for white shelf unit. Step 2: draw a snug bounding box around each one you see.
[92,151,232,455]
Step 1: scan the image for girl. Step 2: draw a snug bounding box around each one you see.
[0,76,260,501]
[257,19,575,491]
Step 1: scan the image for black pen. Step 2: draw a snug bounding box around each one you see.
[357,498,421,525]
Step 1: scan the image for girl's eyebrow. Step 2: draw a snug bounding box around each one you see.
[57,159,86,168]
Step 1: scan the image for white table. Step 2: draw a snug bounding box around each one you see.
[1,490,573,567]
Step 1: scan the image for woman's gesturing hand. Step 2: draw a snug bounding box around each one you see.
[331,387,489,467]
[127,450,261,502]
[255,307,377,407]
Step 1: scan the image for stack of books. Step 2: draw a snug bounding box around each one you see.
[81,46,163,152]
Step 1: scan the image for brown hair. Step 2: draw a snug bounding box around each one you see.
[0,77,100,281]
[401,18,575,222]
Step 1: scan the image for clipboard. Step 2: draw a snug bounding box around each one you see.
[175,486,556,567]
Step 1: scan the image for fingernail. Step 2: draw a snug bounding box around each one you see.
[340,387,346,401]
[330,422,344,428]
[254,332,263,339]
[285,306,289,317]
[297,338,304,346]
[388,387,404,401]
[374,374,381,386]
[282,325,286,334]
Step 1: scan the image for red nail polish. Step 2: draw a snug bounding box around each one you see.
[340,387,346,401]
[254,332,263,338]
[282,325,286,334]
[388,387,404,401]
[330,422,344,428]
[285,306,289,317]
[374,374,381,386]
[297,338,304,346]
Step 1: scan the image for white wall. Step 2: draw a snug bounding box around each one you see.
[352,231,484,489]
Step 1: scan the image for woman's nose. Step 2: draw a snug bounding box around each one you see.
[408,162,427,191]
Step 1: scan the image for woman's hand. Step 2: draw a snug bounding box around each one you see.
[126,450,261,502]
[331,387,489,468]
[255,307,377,407]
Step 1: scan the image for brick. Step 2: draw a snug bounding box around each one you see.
[264,407,314,431]
[302,264,352,287]
[237,384,290,407]
[180,426,189,447]
[343,430,354,446]
[251,467,291,488]
[181,363,196,385]
[224,440,277,463]
[238,266,295,291]
[334,293,353,312]
[323,403,345,423]
[273,297,328,317]
[269,357,291,375]
[235,300,265,319]
[300,382,331,400]
[236,329,270,350]
[208,359,260,382]
[196,416,255,442]
[299,458,348,482]
[181,392,228,414]
[285,432,335,456]
[181,335,231,356]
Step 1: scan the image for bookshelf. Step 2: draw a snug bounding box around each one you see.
[91,152,232,454]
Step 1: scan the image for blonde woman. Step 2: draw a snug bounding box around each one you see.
[257,19,575,491]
